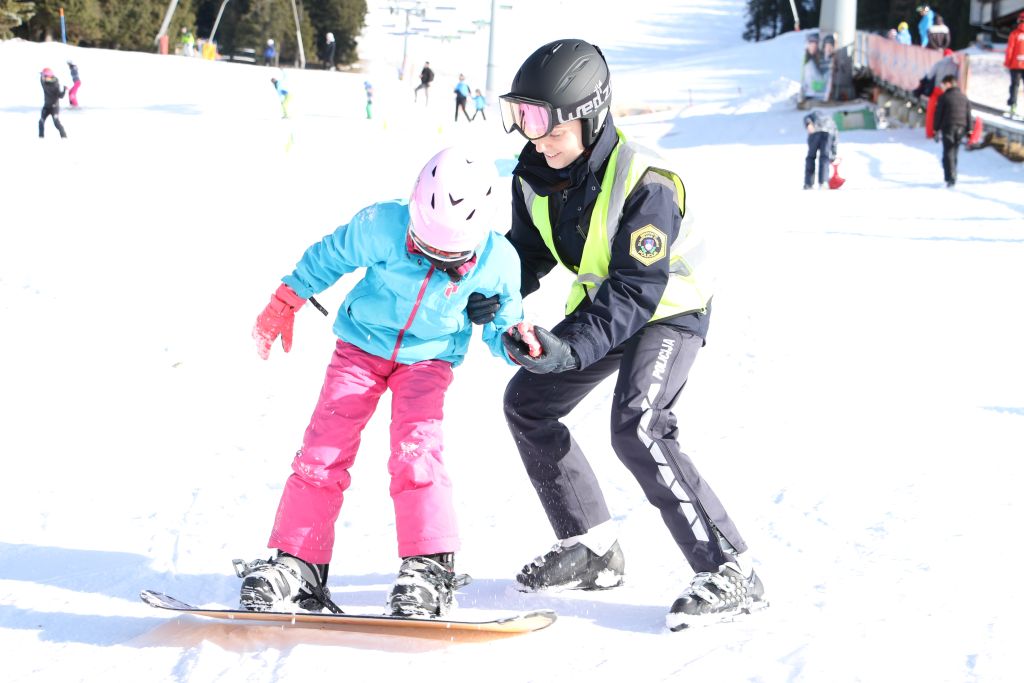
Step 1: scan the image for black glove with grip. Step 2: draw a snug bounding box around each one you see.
[502,325,579,374]
[466,292,500,325]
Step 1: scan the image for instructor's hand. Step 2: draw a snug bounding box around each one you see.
[502,323,579,374]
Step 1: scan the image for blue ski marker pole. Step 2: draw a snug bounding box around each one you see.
[60,8,66,44]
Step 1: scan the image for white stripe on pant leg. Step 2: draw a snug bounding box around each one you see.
[639,385,708,543]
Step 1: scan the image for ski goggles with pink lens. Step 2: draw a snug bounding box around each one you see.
[498,96,558,140]
[408,226,474,265]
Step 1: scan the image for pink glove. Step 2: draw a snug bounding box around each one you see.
[253,284,306,360]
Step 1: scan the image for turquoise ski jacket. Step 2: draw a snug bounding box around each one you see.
[283,200,522,367]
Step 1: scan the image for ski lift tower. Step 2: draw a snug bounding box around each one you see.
[819,0,857,49]
[388,1,426,79]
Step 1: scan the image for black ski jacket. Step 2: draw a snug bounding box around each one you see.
[934,86,972,134]
[41,78,66,108]
[507,116,710,370]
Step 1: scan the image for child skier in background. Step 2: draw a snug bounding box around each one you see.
[236,147,525,619]
[471,89,487,121]
[38,67,67,139]
[67,61,81,107]
[271,76,291,118]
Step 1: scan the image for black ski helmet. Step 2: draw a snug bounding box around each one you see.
[505,38,611,146]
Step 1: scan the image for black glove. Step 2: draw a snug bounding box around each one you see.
[466,292,500,325]
[502,324,579,374]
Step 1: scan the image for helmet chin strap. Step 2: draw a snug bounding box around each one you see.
[405,232,478,281]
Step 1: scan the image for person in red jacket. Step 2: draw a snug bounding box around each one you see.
[1006,12,1024,117]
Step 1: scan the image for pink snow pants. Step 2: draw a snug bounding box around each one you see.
[268,340,458,564]
[69,80,80,107]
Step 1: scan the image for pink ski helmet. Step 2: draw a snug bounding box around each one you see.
[408,146,499,256]
[41,67,55,78]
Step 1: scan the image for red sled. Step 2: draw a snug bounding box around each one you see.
[828,159,845,189]
[967,116,984,147]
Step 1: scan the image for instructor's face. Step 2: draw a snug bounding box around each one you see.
[532,120,585,170]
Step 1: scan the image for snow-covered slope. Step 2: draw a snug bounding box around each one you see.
[1,1,1022,681]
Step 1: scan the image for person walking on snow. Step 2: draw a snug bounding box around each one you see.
[471,38,767,631]
[66,61,81,107]
[237,147,525,619]
[414,61,434,104]
[933,74,972,187]
[454,73,471,122]
[803,110,838,189]
[1005,12,1024,118]
[471,89,487,121]
[38,67,67,139]
[322,32,336,70]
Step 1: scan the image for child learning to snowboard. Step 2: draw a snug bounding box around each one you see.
[236,146,524,619]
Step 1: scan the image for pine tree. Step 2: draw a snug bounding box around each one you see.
[0,0,35,40]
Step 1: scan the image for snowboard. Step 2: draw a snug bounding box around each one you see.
[140,590,556,635]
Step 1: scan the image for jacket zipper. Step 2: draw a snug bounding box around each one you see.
[390,265,435,362]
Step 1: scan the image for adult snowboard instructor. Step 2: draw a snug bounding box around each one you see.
[466,38,767,630]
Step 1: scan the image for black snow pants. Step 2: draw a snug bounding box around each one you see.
[503,323,747,574]
[941,126,965,184]
[39,104,67,138]
[804,131,830,186]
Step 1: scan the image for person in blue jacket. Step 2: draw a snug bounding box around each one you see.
[896,21,913,46]
[917,5,935,47]
[454,73,472,122]
[471,88,487,121]
[236,147,524,620]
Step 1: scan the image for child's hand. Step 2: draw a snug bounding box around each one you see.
[253,284,306,359]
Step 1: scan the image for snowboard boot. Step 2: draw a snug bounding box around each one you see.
[387,553,470,618]
[234,552,333,613]
[515,539,625,592]
[665,556,768,631]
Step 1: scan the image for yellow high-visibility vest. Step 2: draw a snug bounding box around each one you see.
[520,130,713,320]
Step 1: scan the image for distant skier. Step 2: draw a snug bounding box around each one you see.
[264,39,276,67]
[453,73,471,122]
[322,32,336,71]
[38,67,68,139]
[180,27,195,57]
[414,61,434,104]
[67,60,81,107]
[803,110,837,189]
[364,80,373,119]
[470,88,487,121]
[236,147,524,618]
[271,76,291,118]
[1006,12,1024,119]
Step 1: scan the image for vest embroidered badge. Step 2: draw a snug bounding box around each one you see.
[629,225,667,265]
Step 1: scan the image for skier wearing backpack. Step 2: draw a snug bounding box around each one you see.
[236,147,524,618]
